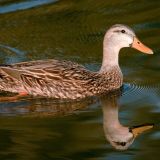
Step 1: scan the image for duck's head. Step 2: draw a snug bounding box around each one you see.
[104,24,153,54]
[107,124,154,150]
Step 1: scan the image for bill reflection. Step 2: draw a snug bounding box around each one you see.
[101,91,154,150]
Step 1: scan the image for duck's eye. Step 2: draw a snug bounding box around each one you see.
[114,141,126,146]
[120,142,126,146]
[121,30,125,33]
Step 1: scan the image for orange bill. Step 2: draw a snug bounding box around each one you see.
[131,37,153,54]
[130,124,154,138]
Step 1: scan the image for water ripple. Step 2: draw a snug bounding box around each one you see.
[0,0,58,14]
[133,22,160,31]
[0,44,27,63]
[122,83,159,97]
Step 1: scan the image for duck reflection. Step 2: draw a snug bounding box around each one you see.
[0,95,97,117]
[101,91,153,150]
[0,90,154,151]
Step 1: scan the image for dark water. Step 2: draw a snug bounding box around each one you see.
[0,0,159,159]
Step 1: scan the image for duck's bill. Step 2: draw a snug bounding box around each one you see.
[131,37,153,54]
[129,123,154,138]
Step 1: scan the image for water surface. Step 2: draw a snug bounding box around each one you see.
[0,0,159,159]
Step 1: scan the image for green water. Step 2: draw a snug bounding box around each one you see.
[0,0,159,159]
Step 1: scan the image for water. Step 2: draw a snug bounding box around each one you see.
[0,0,159,159]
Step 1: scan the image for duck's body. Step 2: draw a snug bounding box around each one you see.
[0,59,122,99]
[0,24,153,100]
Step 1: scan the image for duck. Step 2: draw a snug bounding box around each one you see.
[101,92,154,150]
[0,24,153,100]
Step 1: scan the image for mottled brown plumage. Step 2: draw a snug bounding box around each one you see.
[0,24,153,100]
[0,59,122,99]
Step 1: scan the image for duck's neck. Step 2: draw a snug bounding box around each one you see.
[100,42,121,73]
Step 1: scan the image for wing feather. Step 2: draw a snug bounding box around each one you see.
[0,59,97,90]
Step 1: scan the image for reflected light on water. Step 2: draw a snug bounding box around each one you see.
[0,0,58,14]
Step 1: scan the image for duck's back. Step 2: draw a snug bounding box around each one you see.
[0,59,122,99]
[0,60,101,99]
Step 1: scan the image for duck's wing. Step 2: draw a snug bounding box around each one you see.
[11,59,85,70]
[0,59,95,88]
